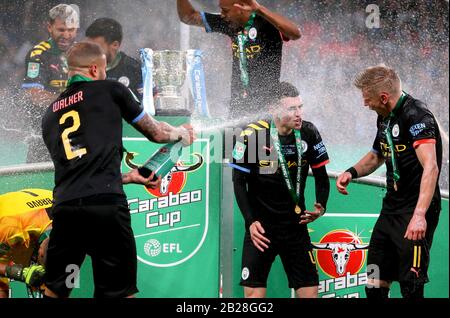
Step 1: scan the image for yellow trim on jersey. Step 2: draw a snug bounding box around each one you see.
[240,129,254,137]
[413,245,422,268]
[30,41,51,58]
[34,41,51,50]
[35,45,48,51]
[417,246,421,268]
[248,124,263,131]
[30,50,44,58]
[239,120,270,137]
[40,41,51,49]
[258,120,269,128]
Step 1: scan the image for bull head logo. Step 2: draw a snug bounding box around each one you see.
[159,154,203,195]
[313,243,369,275]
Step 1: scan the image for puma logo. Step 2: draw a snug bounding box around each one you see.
[410,267,420,278]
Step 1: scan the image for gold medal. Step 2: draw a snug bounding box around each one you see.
[295,205,301,214]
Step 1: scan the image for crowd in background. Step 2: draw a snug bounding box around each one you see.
[0,0,448,188]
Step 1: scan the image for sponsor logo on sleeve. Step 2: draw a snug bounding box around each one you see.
[232,141,246,160]
[27,62,40,79]
[409,123,426,137]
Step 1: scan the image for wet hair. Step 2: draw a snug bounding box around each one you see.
[48,4,79,28]
[67,42,104,69]
[86,18,123,44]
[354,64,402,95]
[278,81,299,99]
[267,82,300,110]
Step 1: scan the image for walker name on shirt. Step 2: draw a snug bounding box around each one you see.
[53,91,83,112]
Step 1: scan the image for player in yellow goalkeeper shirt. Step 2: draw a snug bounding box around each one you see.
[0,189,53,298]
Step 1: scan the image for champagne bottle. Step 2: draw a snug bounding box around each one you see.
[138,141,183,180]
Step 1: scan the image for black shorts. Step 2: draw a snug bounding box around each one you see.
[240,222,318,290]
[45,194,138,298]
[367,203,440,286]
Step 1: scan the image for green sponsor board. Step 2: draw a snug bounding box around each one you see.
[233,177,449,298]
[123,136,220,297]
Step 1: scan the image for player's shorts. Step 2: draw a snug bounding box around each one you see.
[367,201,440,286]
[240,221,318,290]
[45,194,138,298]
[0,277,8,292]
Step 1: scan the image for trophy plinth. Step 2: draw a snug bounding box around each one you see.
[155,95,190,116]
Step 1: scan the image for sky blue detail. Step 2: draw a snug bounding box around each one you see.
[228,163,251,174]
[201,11,212,33]
[22,83,44,90]
[132,110,146,124]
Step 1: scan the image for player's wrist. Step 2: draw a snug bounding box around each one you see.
[171,127,186,143]
[319,207,326,217]
[413,209,427,217]
[345,167,358,179]
[121,172,131,184]
[253,2,262,13]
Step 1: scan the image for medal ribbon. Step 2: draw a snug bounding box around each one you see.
[270,120,302,212]
[383,92,406,190]
[237,12,256,90]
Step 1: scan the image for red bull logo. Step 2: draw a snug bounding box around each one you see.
[313,229,369,278]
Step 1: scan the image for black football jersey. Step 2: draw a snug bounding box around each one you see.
[42,79,144,205]
[203,13,284,115]
[228,119,329,217]
[106,51,143,100]
[372,93,442,214]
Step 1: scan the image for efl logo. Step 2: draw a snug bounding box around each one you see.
[313,229,369,278]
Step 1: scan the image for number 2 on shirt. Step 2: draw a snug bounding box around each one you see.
[59,110,87,160]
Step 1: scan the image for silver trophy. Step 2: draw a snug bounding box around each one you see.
[153,50,189,115]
